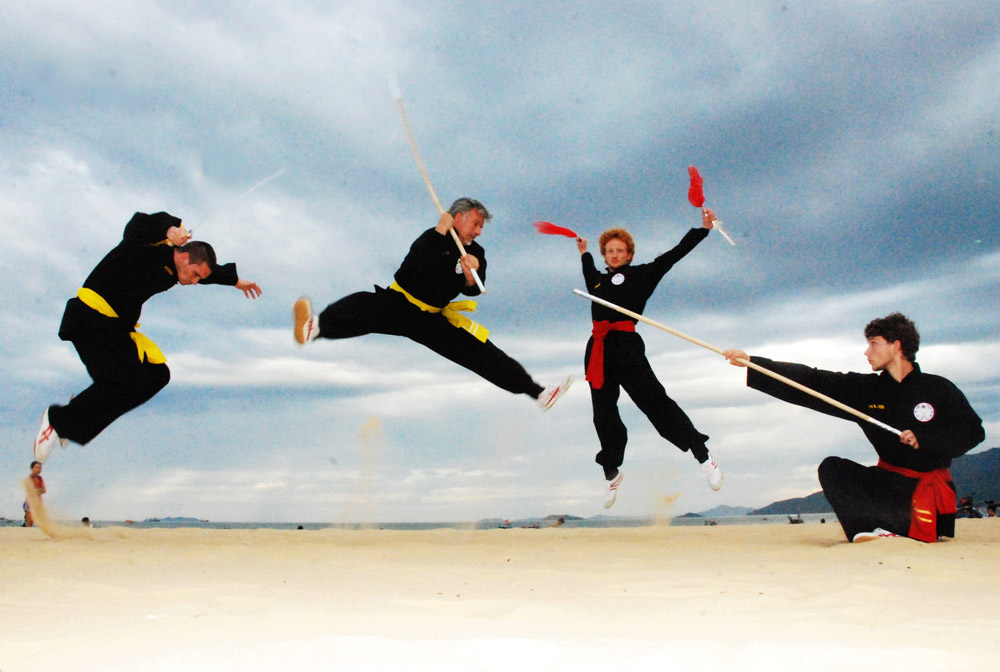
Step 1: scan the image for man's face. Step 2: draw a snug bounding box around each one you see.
[31,463,42,476]
[864,336,898,372]
[453,209,485,246]
[602,238,633,270]
[175,251,212,285]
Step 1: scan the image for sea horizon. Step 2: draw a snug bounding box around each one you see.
[4,512,837,530]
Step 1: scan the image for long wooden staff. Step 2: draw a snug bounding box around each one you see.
[388,74,486,293]
[573,289,902,436]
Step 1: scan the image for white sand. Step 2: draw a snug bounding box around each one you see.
[2,520,998,671]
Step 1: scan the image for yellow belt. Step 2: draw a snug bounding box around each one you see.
[76,288,167,364]
[388,281,489,343]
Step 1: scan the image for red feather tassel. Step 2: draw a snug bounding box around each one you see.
[533,221,578,238]
[687,166,705,208]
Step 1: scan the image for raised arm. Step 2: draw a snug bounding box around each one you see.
[123,212,185,246]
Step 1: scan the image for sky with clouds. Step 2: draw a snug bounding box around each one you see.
[2,1,998,523]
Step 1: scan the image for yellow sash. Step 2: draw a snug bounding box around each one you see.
[388,281,489,343]
[76,288,167,364]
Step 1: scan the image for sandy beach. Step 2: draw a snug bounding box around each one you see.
[2,520,998,671]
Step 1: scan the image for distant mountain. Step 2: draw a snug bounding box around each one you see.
[950,447,1000,502]
[699,505,753,517]
[750,491,832,515]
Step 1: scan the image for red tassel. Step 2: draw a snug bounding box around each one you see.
[687,166,705,208]
[532,221,579,238]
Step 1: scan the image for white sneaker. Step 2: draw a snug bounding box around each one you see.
[701,452,723,491]
[604,472,624,509]
[33,408,67,463]
[852,527,900,543]
[537,376,573,411]
[293,297,319,345]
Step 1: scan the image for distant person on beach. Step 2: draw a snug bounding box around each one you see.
[724,312,984,543]
[23,461,46,527]
[32,212,262,463]
[575,209,723,509]
[81,517,92,528]
[293,198,572,410]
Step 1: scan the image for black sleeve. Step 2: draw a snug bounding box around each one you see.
[581,252,600,289]
[122,212,181,245]
[200,262,239,287]
[746,356,869,423]
[462,258,486,296]
[646,228,709,282]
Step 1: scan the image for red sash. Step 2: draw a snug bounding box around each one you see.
[586,320,635,390]
[878,459,956,543]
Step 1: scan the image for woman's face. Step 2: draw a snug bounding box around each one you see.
[602,238,632,270]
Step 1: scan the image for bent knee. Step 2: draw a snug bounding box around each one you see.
[817,455,851,485]
[152,363,171,390]
[127,363,170,396]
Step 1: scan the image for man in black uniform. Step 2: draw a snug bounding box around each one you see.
[576,208,723,508]
[33,212,262,463]
[724,313,984,542]
[293,198,572,409]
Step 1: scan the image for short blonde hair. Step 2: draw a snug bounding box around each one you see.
[599,228,635,257]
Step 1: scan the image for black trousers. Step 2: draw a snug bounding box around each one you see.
[318,287,543,398]
[48,330,171,445]
[818,456,956,541]
[586,332,708,479]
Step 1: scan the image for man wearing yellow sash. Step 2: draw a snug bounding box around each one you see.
[33,212,261,462]
[293,198,571,410]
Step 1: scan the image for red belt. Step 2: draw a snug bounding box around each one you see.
[586,320,635,390]
[878,459,956,543]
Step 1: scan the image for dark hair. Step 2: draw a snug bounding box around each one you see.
[448,197,491,221]
[31,461,41,468]
[864,312,920,362]
[179,240,217,268]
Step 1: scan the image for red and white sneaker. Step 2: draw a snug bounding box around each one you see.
[537,376,573,411]
[604,472,624,509]
[852,528,900,543]
[33,408,67,463]
[701,452,723,491]
[293,296,319,345]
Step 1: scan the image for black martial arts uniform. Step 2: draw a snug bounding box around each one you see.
[48,212,240,445]
[745,357,985,541]
[316,228,544,398]
[581,228,710,479]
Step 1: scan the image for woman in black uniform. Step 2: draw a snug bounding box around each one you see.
[577,208,723,508]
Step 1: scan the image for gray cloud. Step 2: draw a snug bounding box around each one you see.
[2,1,997,523]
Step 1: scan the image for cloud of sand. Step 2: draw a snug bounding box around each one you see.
[22,477,95,540]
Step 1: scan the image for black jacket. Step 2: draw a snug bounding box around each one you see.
[59,212,238,338]
[747,357,985,471]
[393,227,486,308]
[581,227,708,322]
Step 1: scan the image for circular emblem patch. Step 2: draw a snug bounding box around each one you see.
[913,402,935,422]
[611,273,625,286]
